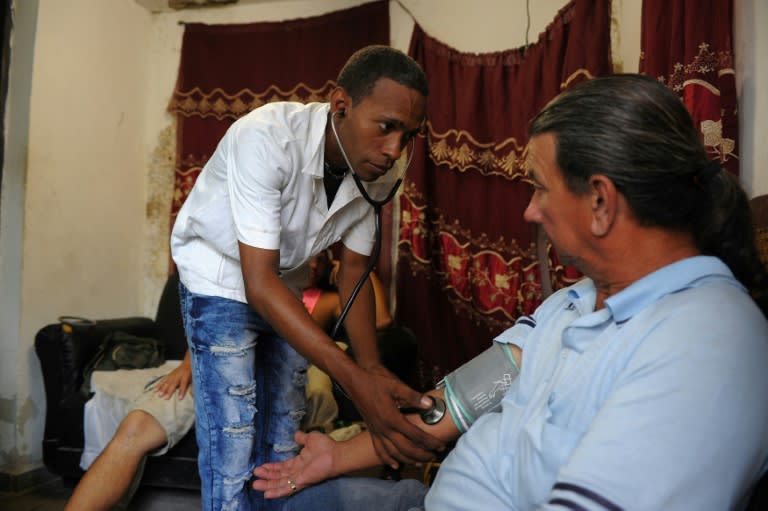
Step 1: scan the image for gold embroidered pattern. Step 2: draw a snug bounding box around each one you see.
[700,118,737,163]
[399,186,543,325]
[399,186,430,264]
[648,43,738,164]
[560,68,595,90]
[168,81,336,120]
[426,122,527,180]
[654,43,733,92]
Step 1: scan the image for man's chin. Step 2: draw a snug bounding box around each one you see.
[361,162,391,181]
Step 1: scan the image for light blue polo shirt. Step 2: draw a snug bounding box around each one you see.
[427,256,768,510]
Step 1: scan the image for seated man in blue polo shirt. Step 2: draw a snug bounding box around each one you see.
[251,74,768,511]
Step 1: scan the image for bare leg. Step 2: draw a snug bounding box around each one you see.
[64,410,168,511]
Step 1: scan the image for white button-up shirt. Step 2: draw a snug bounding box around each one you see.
[171,101,396,302]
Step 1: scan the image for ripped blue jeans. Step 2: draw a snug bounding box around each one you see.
[179,283,308,511]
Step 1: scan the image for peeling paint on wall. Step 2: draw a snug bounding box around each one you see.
[0,396,39,471]
[16,396,39,440]
[0,397,14,427]
[143,121,177,317]
[0,397,18,472]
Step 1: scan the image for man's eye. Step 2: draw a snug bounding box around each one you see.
[379,122,394,133]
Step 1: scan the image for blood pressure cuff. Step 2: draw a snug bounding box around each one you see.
[438,342,519,433]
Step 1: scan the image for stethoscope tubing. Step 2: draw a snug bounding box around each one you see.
[327,109,413,361]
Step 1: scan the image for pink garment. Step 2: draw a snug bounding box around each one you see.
[302,287,322,314]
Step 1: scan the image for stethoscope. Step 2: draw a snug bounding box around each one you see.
[327,109,415,341]
[328,111,445,421]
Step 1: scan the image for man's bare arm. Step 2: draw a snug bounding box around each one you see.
[240,242,443,465]
[252,388,457,499]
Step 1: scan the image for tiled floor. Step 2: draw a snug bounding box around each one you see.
[0,477,200,511]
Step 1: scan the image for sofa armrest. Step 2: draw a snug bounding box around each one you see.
[34,317,156,441]
[65,317,158,374]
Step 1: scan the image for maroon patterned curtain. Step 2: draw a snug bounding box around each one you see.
[167,1,389,231]
[640,0,738,175]
[397,0,611,381]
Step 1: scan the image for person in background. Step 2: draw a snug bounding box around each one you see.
[64,353,194,511]
[63,254,399,511]
[251,74,768,511]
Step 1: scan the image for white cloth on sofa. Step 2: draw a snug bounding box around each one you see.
[80,361,184,469]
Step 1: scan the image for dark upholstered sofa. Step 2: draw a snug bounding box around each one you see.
[34,273,200,489]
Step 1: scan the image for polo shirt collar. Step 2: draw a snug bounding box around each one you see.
[604,255,737,324]
[306,103,331,179]
[563,256,737,326]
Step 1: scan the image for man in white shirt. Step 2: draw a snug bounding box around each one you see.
[171,45,442,511]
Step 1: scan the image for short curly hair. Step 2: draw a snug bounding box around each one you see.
[336,45,428,104]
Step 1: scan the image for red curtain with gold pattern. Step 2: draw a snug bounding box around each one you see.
[397,0,612,380]
[640,0,738,175]
[167,1,389,227]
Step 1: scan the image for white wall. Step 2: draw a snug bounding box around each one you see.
[0,0,38,478]
[0,0,763,478]
[735,0,768,197]
[1,0,152,476]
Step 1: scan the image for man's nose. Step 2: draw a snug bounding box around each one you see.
[523,200,537,223]
[382,133,403,161]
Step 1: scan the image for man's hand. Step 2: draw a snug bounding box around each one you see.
[252,431,336,499]
[346,364,444,467]
[155,352,193,400]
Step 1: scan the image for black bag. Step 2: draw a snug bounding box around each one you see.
[80,330,165,395]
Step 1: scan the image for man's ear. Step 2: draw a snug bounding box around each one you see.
[329,87,351,117]
[589,175,617,237]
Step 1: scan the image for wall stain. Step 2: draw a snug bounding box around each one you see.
[17,396,39,439]
[0,396,14,423]
[143,121,176,317]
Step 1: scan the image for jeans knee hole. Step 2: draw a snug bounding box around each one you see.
[289,409,306,423]
[227,382,257,397]
[292,369,308,386]
[222,424,255,436]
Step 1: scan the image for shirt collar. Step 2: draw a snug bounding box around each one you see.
[566,279,597,316]
[306,103,331,179]
[563,256,738,325]
[603,255,738,324]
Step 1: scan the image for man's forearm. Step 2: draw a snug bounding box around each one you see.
[330,389,459,474]
[335,247,382,368]
[337,281,380,368]
[241,251,363,384]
